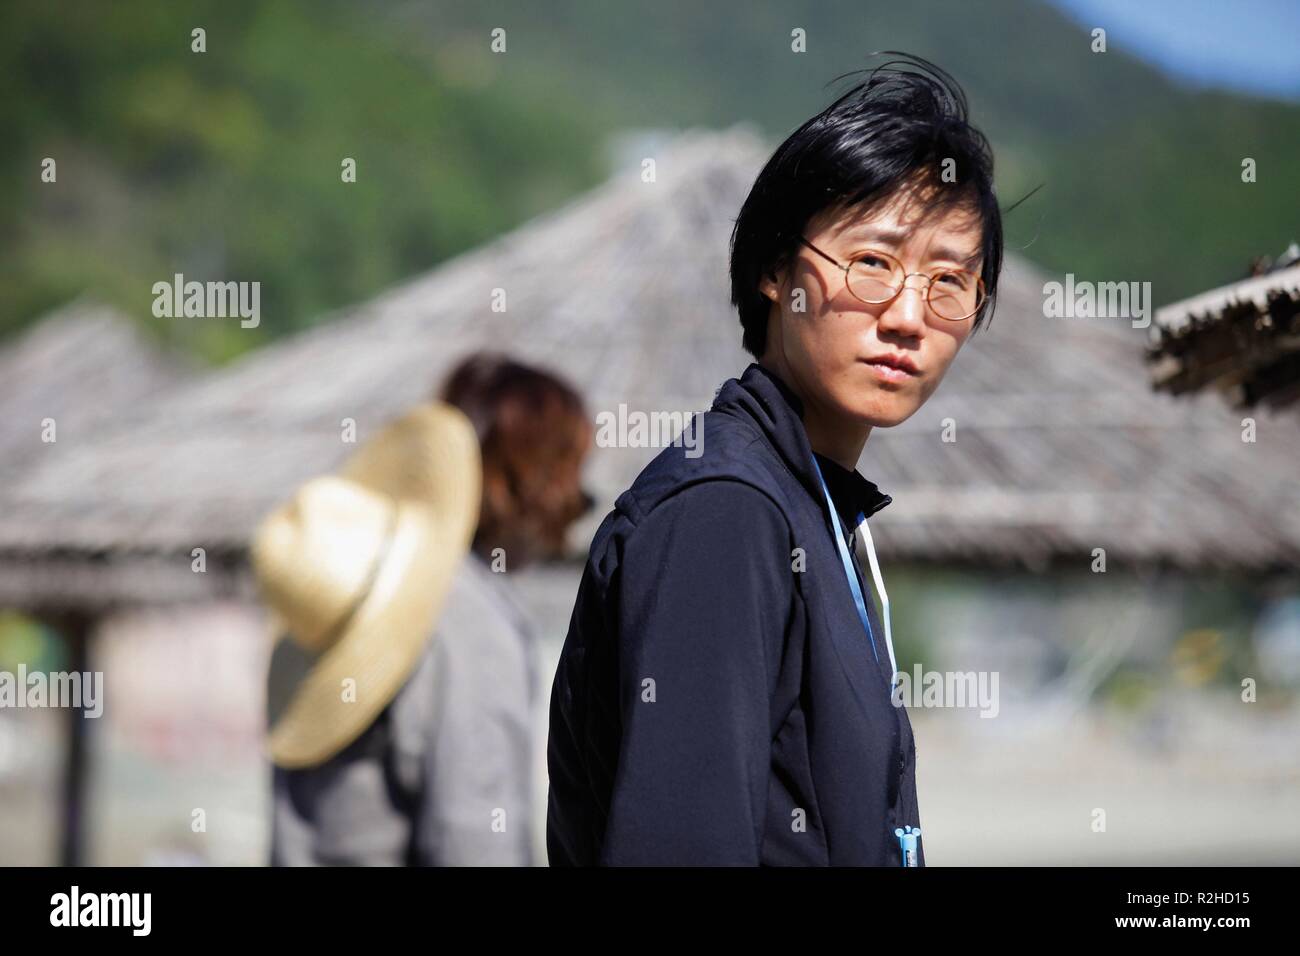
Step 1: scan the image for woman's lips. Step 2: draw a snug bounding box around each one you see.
[860,357,918,384]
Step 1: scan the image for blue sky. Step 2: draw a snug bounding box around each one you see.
[1048,0,1300,100]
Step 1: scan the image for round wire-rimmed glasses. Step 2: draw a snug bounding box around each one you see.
[799,236,986,321]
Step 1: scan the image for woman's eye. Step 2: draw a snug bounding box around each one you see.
[857,254,890,269]
[937,272,967,288]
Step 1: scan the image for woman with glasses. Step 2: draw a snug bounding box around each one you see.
[547,54,1002,866]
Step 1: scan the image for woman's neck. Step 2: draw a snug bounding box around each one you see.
[805,414,870,473]
[758,355,870,471]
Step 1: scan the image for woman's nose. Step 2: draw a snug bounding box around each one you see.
[879,276,929,331]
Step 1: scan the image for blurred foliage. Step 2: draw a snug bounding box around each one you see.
[887,563,1276,708]
[0,0,606,358]
[438,0,1300,314]
[2,0,1298,362]
[0,611,63,672]
[1169,628,1229,687]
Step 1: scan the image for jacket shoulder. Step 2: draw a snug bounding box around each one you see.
[583,409,798,571]
[625,409,795,520]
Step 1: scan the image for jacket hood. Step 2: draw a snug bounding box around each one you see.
[710,362,893,523]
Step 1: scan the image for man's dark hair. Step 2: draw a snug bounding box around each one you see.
[440,352,592,565]
[730,53,1003,358]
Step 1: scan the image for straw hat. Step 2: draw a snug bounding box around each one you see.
[253,402,481,769]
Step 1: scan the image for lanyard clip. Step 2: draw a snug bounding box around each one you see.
[894,825,921,867]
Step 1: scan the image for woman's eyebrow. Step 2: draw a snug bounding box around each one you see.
[841,226,980,267]
[933,246,983,268]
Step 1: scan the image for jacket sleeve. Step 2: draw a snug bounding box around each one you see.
[600,480,793,865]
[411,572,537,866]
[268,718,408,866]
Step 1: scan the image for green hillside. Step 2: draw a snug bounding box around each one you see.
[0,1,606,359]
[408,0,1299,312]
[2,0,1297,361]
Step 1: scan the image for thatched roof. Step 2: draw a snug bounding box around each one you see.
[0,300,187,482]
[2,126,1298,612]
[1148,247,1300,410]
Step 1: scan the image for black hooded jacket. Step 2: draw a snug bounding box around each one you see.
[546,362,923,866]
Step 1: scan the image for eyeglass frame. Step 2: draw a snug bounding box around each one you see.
[797,236,986,322]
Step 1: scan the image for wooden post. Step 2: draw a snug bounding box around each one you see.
[52,612,94,867]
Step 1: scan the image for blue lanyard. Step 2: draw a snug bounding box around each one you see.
[814,457,919,865]
[809,455,879,667]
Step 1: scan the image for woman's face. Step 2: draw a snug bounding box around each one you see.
[759,183,984,433]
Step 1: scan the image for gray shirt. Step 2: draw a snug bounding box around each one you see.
[271,553,539,866]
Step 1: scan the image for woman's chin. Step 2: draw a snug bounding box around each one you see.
[842,394,919,430]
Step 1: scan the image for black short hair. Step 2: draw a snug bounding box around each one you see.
[729,53,1003,357]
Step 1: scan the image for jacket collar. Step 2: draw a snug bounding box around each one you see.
[712,362,892,524]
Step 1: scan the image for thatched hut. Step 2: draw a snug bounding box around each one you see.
[0,299,186,483]
[1148,243,1300,411]
[0,299,186,864]
[5,130,1297,603]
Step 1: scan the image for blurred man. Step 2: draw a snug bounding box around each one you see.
[260,353,591,865]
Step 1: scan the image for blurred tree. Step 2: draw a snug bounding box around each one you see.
[0,0,606,358]
[3,0,1298,360]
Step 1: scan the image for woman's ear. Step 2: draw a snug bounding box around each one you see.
[758,267,783,304]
